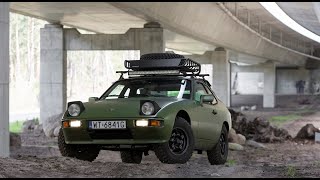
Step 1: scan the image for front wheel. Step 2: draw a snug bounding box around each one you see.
[58,128,100,162]
[154,117,195,164]
[207,125,229,165]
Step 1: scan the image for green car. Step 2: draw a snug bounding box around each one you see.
[58,53,232,165]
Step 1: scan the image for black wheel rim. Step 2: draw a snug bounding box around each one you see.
[168,127,188,155]
[219,133,227,155]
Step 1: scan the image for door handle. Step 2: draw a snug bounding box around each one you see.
[212,110,217,115]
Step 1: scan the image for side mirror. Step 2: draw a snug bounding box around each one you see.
[200,95,214,104]
[89,97,98,102]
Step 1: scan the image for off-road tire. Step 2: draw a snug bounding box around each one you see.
[58,128,100,162]
[120,150,143,164]
[207,125,229,165]
[140,53,185,60]
[154,117,194,164]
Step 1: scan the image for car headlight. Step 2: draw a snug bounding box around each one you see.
[141,102,155,115]
[68,104,81,117]
[136,119,149,127]
[69,120,81,128]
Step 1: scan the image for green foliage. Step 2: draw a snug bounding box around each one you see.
[269,109,316,127]
[226,159,236,166]
[269,114,301,126]
[9,120,24,133]
[286,165,296,178]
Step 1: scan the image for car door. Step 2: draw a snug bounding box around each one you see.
[192,81,220,142]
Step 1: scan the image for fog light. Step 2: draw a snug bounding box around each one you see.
[150,120,161,127]
[136,119,149,127]
[70,120,81,127]
[63,121,69,128]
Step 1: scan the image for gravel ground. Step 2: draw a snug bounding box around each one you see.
[2,108,320,178]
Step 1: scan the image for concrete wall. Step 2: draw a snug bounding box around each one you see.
[231,61,275,108]
[231,72,264,94]
[231,94,316,108]
[231,95,263,107]
[276,68,320,95]
[0,2,10,157]
[276,68,311,94]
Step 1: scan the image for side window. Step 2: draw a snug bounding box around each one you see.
[124,88,130,98]
[106,84,125,99]
[194,82,209,102]
[203,85,218,105]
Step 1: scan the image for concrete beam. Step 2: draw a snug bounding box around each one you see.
[64,23,164,55]
[111,2,309,66]
[0,2,10,158]
[40,24,67,124]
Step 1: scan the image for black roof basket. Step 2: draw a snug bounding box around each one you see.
[124,58,201,75]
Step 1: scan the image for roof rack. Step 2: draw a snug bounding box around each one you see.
[124,58,201,75]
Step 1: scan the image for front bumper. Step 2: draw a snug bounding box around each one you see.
[62,117,172,145]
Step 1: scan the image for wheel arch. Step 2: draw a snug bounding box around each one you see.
[176,110,191,125]
[223,121,230,132]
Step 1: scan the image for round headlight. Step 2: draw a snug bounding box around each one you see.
[68,104,81,117]
[141,102,155,115]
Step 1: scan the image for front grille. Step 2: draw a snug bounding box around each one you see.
[88,129,133,140]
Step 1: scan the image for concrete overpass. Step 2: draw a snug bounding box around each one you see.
[1,2,320,157]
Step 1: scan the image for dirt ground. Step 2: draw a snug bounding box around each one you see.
[1,108,320,178]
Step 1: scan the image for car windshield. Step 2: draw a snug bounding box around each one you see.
[100,79,191,99]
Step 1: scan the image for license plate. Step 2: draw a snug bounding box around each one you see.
[89,121,126,129]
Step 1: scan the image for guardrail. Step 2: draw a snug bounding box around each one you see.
[220,2,315,57]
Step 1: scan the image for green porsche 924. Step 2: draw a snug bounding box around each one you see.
[58,53,232,165]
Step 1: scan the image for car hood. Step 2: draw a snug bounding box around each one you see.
[69,97,184,119]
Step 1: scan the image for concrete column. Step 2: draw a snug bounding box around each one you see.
[40,24,66,124]
[186,49,231,107]
[0,2,10,157]
[139,22,165,55]
[263,61,275,108]
[211,48,231,107]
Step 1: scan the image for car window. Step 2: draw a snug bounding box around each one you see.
[100,79,191,99]
[106,84,125,99]
[194,82,209,102]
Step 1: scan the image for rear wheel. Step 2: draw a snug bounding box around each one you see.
[154,117,194,164]
[207,125,229,165]
[58,128,100,162]
[120,150,143,164]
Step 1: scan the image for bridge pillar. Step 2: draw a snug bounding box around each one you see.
[211,48,231,107]
[263,61,275,108]
[186,48,231,107]
[0,2,10,157]
[40,24,67,126]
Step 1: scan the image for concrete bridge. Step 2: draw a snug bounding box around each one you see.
[1,2,320,157]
